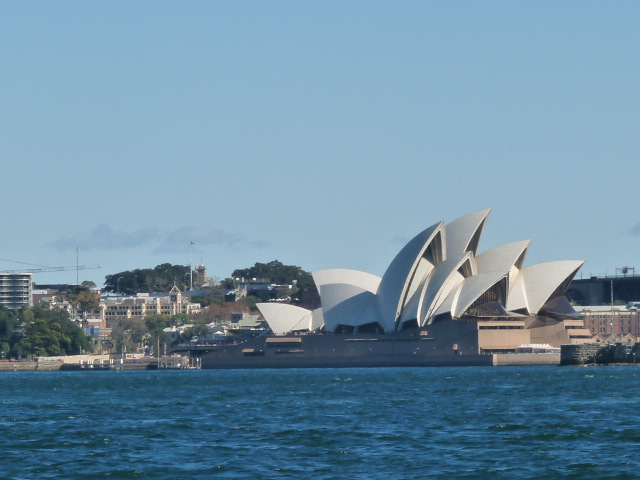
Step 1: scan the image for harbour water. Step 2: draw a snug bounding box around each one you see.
[1,366,639,479]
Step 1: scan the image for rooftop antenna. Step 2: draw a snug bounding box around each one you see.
[611,280,615,337]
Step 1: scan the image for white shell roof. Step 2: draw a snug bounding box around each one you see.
[398,271,431,327]
[312,268,381,293]
[420,252,474,326]
[506,271,529,313]
[476,240,530,274]
[257,303,313,335]
[312,269,384,331]
[404,257,435,304]
[296,209,584,334]
[448,271,508,318]
[310,308,324,331]
[476,240,530,292]
[376,222,443,332]
[516,260,584,314]
[444,208,491,256]
[319,287,380,331]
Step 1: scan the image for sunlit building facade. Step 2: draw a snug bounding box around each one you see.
[102,286,201,326]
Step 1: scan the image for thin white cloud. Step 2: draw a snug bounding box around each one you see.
[49,225,271,253]
[49,225,160,252]
[153,226,242,253]
[250,240,272,248]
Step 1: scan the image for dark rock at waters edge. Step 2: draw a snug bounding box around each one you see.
[561,343,640,365]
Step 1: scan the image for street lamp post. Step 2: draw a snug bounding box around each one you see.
[117,277,124,295]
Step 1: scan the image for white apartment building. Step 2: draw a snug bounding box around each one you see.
[0,273,32,309]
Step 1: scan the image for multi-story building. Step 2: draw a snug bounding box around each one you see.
[577,303,640,337]
[0,273,32,309]
[103,285,201,327]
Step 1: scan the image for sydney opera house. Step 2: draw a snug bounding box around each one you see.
[200,209,592,368]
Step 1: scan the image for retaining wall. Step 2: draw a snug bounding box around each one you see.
[560,343,601,365]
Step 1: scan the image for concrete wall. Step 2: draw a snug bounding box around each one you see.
[478,328,530,351]
[494,353,560,365]
[0,361,62,371]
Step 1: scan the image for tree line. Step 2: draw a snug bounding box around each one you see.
[230,260,314,288]
[0,304,87,359]
[103,263,191,294]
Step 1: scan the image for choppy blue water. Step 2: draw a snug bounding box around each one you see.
[1,366,639,479]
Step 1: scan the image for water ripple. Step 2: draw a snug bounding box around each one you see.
[1,366,640,479]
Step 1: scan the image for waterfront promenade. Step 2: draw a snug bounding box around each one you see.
[10,347,640,371]
[1,353,564,370]
[0,355,198,371]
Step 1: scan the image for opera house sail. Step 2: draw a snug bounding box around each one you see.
[200,209,589,368]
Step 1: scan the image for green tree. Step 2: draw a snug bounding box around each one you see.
[0,341,9,359]
[231,260,314,288]
[66,284,100,323]
[169,314,189,327]
[0,306,18,343]
[19,305,88,356]
[110,317,149,353]
[175,323,209,344]
[103,264,191,294]
[240,295,263,312]
[189,292,225,308]
[145,314,171,335]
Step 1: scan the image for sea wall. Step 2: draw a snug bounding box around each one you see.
[0,361,63,371]
[561,342,640,365]
[560,343,602,365]
[560,343,640,365]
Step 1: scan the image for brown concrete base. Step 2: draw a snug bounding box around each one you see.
[0,361,63,371]
[494,353,560,366]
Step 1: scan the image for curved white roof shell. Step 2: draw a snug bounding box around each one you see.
[444,208,490,256]
[257,305,324,334]
[312,269,384,331]
[476,240,530,292]
[312,269,381,293]
[310,308,325,331]
[257,303,314,335]
[476,240,529,275]
[398,271,431,328]
[319,287,380,331]
[376,222,443,332]
[515,260,584,314]
[260,209,583,335]
[506,271,529,313]
[420,252,475,326]
[445,271,508,319]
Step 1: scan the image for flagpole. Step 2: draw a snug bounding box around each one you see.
[189,242,194,290]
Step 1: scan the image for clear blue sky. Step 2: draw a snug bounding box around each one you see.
[2,1,639,287]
